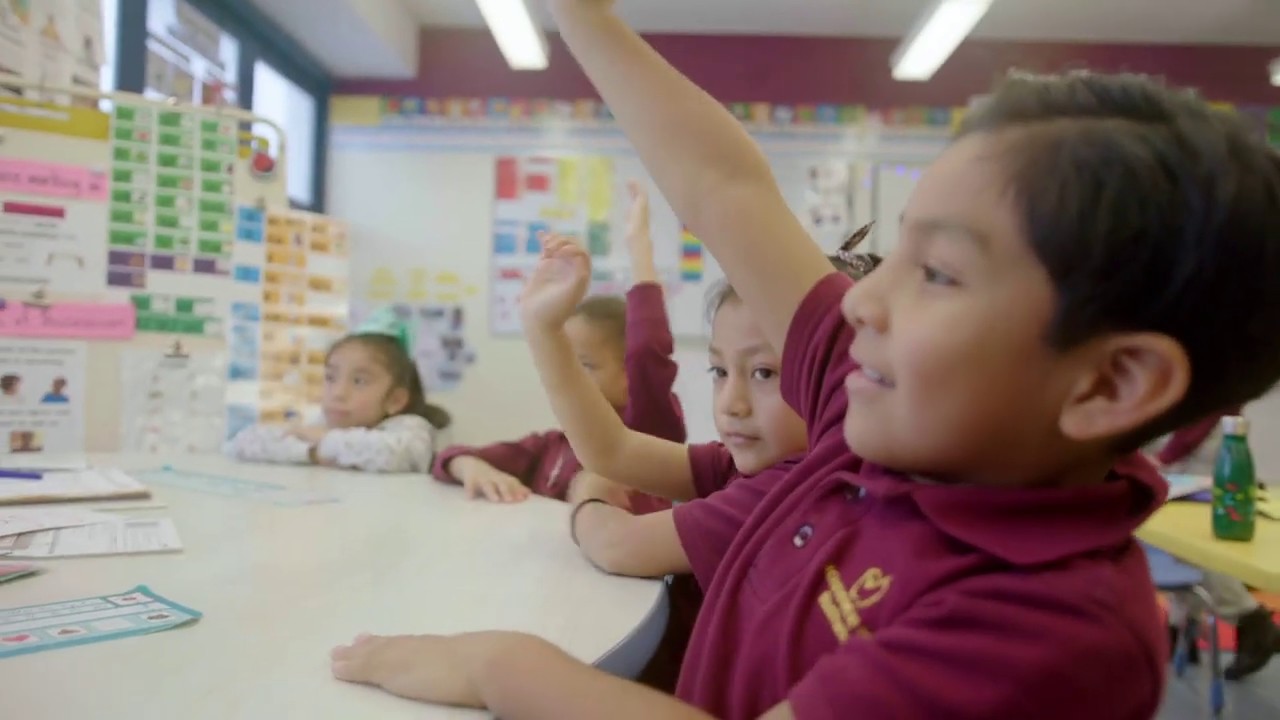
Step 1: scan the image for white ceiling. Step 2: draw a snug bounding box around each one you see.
[409,0,1280,46]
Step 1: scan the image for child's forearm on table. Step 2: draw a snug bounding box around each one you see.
[477,634,713,720]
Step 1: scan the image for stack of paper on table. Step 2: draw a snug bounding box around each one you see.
[0,470,183,558]
[0,468,150,506]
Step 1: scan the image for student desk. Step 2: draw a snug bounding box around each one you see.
[1137,502,1280,592]
[0,455,668,719]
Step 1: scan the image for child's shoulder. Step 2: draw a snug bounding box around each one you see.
[378,414,435,433]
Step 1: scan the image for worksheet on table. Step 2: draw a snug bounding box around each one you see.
[0,518,183,558]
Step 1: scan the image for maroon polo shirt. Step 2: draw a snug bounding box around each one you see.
[432,282,684,512]
[672,273,1167,719]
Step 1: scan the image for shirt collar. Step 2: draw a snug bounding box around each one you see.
[848,454,1167,566]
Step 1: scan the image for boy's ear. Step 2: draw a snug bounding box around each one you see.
[1057,332,1190,442]
[384,386,411,416]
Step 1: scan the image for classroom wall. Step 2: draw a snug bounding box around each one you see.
[328,150,553,446]
[340,29,1280,106]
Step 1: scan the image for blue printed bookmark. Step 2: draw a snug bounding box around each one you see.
[0,585,202,659]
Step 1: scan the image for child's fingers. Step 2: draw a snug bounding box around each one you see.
[479,478,503,503]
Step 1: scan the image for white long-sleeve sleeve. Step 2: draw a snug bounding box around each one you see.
[224,423,312,464]
[314,414,436,473]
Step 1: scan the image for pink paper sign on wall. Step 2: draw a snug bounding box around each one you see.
[0,159,108,202]
[0,301,136,340]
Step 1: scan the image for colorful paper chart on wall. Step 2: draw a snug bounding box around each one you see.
[0,585,201,659]
[225,208,349,429]
[491,154,691,335]
[103,99,282,297]
[357,266,482,392]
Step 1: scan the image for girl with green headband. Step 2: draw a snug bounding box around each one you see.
[225,309,450,472]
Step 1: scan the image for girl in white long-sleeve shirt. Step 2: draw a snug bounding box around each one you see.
[226,309,449,472]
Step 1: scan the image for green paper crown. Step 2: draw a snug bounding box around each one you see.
[356,307,414,353]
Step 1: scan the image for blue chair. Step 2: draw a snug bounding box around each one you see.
[1144,544,1225,719]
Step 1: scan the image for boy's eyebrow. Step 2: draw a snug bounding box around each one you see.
[903,213,990,253]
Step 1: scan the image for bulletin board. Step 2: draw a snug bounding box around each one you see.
[0,75,345,456]
[486,153,886,338]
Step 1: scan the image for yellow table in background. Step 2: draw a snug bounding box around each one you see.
[1138,501,1280,592]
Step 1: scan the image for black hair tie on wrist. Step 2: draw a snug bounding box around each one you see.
[569,498,611,546]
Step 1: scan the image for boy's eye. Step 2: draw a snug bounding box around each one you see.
[324,371,336,383]
[751,367,778,381]
[921,264,958,286]
[352,375,368,386]
[707,366,727,379]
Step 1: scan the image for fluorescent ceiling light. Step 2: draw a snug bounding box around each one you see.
[891,0,994,82]
[475,0,548,71]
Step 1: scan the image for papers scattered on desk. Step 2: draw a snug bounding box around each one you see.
[0,468,150,506]
[0,518,183,558]
[0,507,115,538]
[0,585,201,659]
[1164,473,1213,501]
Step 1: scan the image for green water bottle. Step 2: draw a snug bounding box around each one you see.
[1212,415,1256,542]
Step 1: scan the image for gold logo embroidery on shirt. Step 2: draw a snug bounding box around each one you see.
[818,565,892,643]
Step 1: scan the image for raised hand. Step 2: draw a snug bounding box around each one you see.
[520,232,591,331]
[623,181,659,284]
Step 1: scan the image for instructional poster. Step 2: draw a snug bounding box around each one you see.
[0,97,110,293]
[0,340,86,454]
[118,345,225,454]
[358,265,480,392]
[489,154,710,336]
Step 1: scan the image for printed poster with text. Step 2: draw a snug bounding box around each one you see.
[490,155,619,335]
[354,262,481,394]
[0,340,86,454]
[0,96,110,296]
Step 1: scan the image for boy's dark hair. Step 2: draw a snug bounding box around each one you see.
[706,222,882,324]
[328,334,451,429]
[572,295,627,352]
[958,71,1280,445]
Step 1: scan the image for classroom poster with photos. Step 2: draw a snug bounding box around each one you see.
[224,208,349,431]
[0,340,86,455]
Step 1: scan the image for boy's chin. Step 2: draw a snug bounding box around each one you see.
[842,416,896,466]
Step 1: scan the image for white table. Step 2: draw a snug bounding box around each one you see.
[0,455,667,719]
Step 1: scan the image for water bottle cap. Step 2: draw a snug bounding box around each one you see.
[1221,415,1249,436]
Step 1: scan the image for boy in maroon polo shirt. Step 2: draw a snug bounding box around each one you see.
[328,3,1280,719]
[431,183,683,512]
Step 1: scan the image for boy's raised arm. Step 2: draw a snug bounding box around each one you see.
[548,0,834,349]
